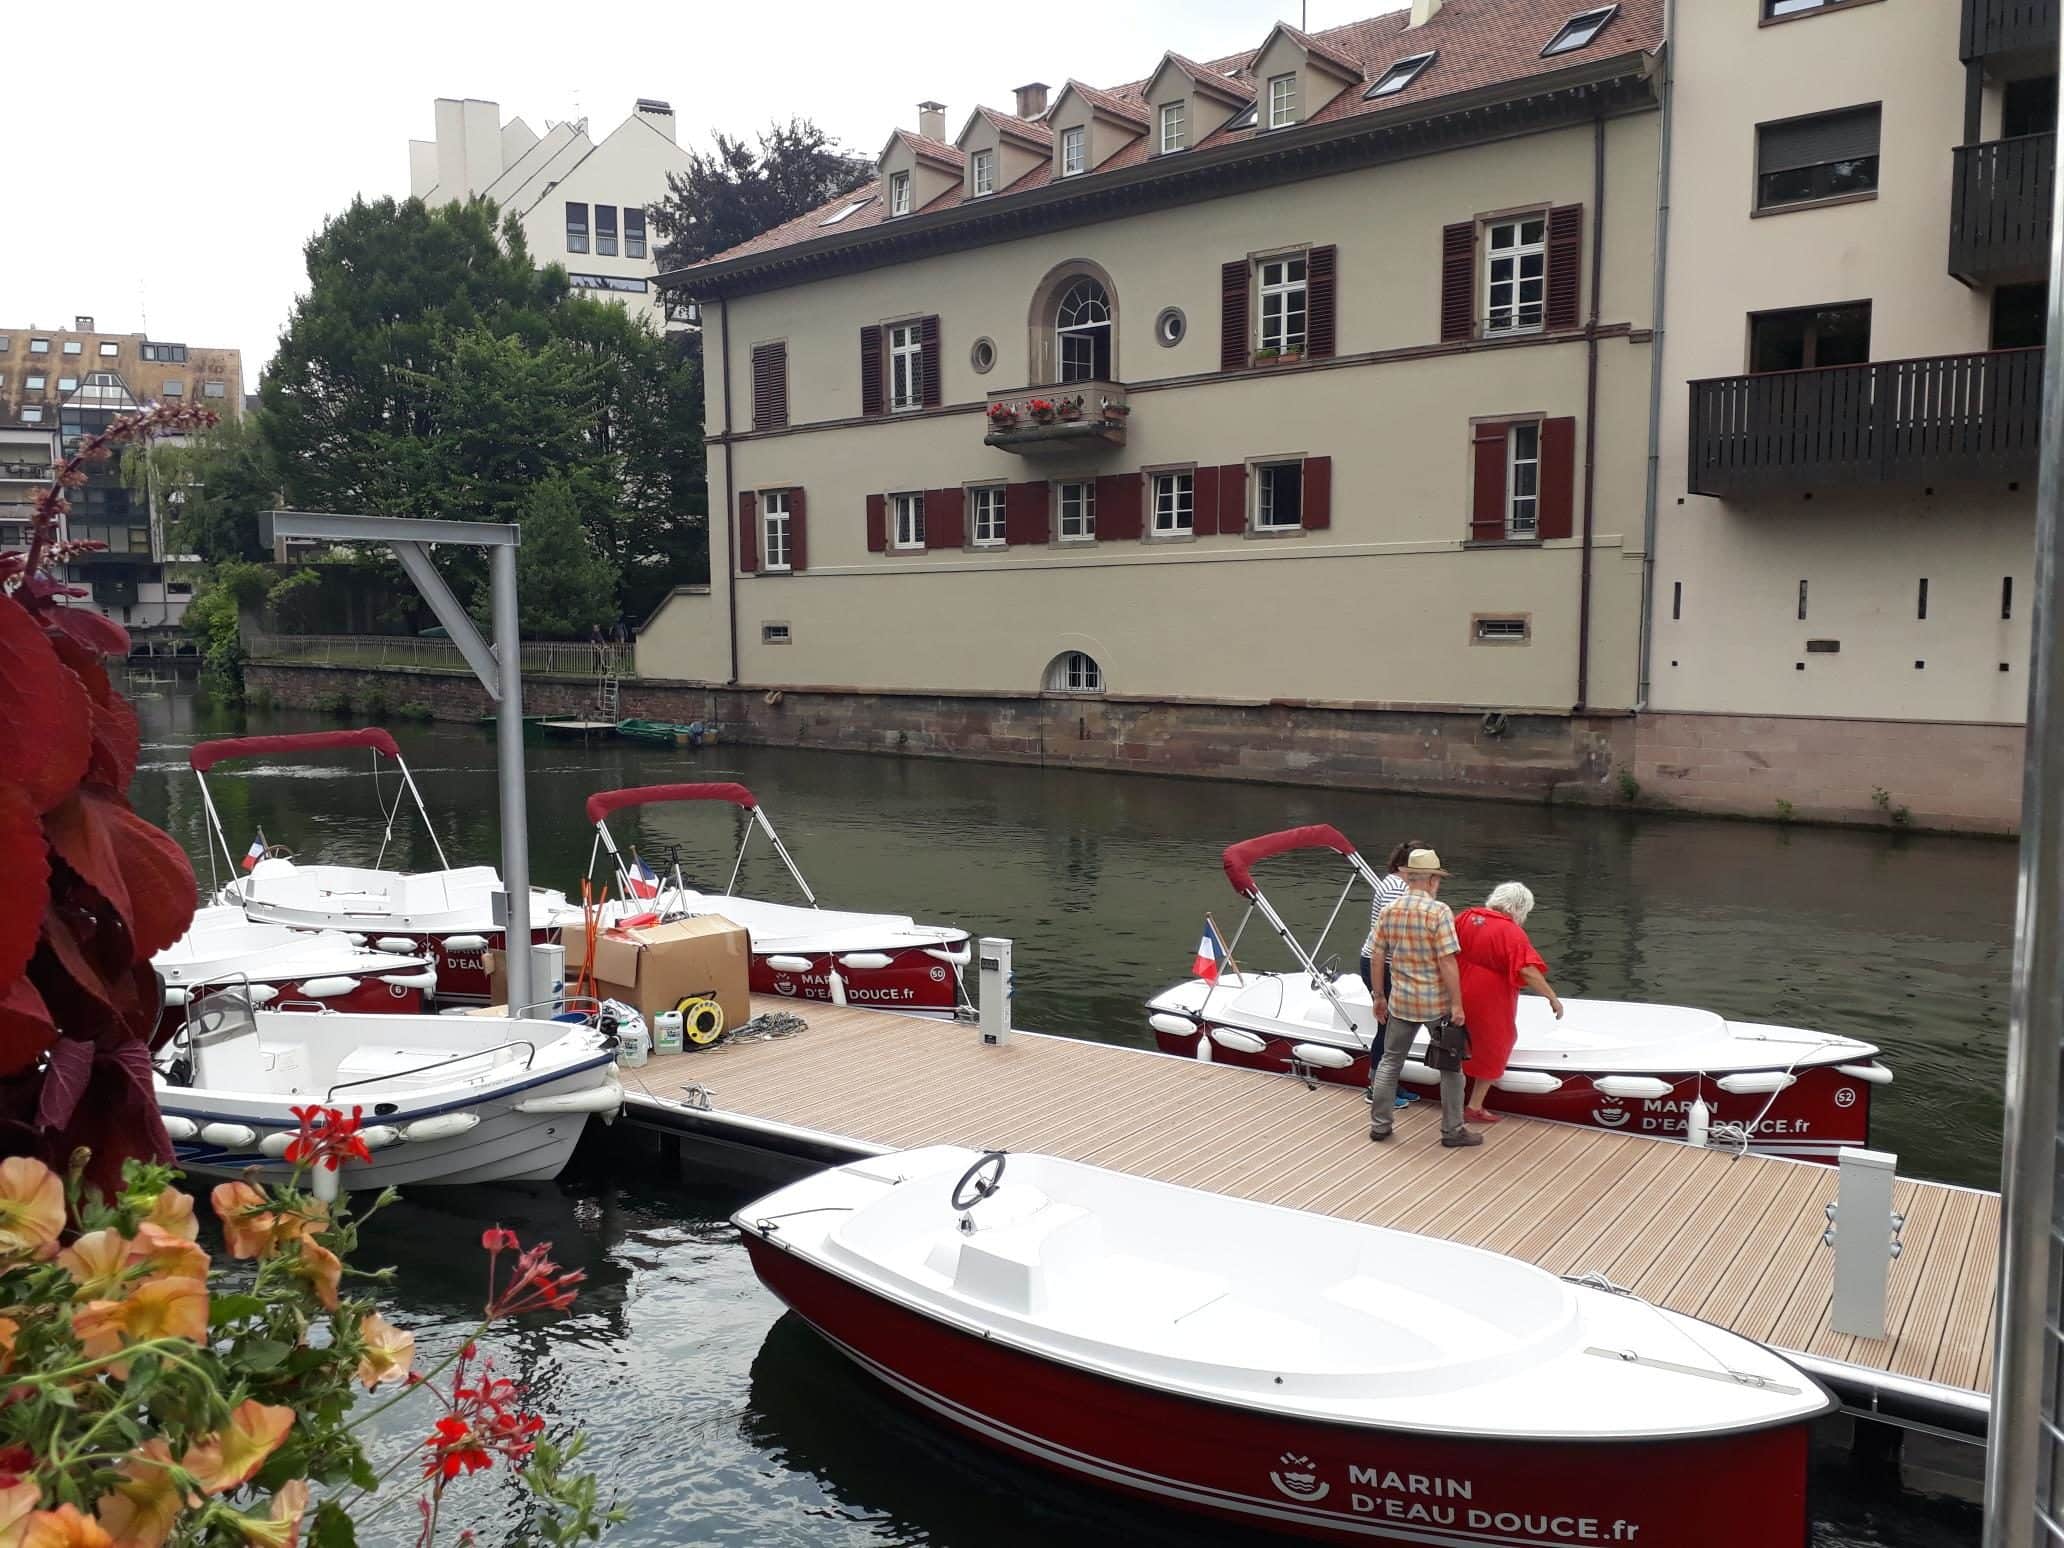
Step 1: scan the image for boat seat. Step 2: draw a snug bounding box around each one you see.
[952,1202,1100,1316]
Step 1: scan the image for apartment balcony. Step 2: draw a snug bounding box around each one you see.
[1688,347,2043,498]
[983,382,1129,454]
[1961,0,2058,69]
[1950,132,2055,284]
[0,458,53,483]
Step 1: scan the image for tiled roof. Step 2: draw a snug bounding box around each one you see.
[1267,19,1369,79]
[885,129,966,168]
[968,104,1053,146]
[1160,53,1255,103]
[685,0,1661,274]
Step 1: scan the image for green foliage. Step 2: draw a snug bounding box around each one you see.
[155,414,281,564]
[1614,767,1640,804]
[472,478,621,639]
[396,701,436,723]
[1774,799,1795,823]
[312,691,354,717]
[360,688,389,719]
[648,119,870,272]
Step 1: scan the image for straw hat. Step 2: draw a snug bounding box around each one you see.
[1401,847,1451,876]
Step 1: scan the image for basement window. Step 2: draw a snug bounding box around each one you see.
[1473,616,1531,644]
[1542,5,1618,56]
[762,622,791,644]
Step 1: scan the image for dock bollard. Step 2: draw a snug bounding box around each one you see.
[1825,1147,1902,1340]
[978,938,1013,1048]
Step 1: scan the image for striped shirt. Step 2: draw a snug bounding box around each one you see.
[1371,888,1461,1023]
[1362,873,1407,958]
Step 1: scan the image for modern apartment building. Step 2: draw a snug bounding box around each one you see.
[1643,0,2052,829]
[0,318,242,631]
[649,0,1668,803]
[408,97,693,330]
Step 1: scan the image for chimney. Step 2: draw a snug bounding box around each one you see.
[1408,0,1442,25]
[917,100,946,141]
[74,315,94,332]
[635,98,677,144]
[1014,82,1050,119]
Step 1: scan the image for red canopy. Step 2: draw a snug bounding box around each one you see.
[585,783,758,825]
[190,728,402,773]
[1221,824,1359,898]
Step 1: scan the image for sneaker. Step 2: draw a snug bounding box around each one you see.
[1397,1091,1421,1106]
[1441,1129,1485,1149]
[1464,1107,1502,1125]
[1368,1127,1393,1143]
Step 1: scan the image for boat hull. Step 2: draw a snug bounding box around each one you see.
[295,926,559,1005]
[754,943,967,1014]
[745,1235,1813,1547]
[157,974,428,1042]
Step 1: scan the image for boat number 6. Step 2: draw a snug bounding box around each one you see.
[952,1151,1008,1212]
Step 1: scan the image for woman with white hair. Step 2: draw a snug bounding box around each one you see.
[1453,881,1565,1123]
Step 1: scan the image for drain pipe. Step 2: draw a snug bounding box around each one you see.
[1575,112,1606,711]
[718,295,740,688]
[1634,9,1677,709]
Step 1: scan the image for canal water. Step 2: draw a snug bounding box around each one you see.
[131,687,2007,1546]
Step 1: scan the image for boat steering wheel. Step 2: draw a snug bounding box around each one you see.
[951,1151,1008,1212]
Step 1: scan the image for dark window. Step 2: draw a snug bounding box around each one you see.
[1763,0,1861,15]
[595,204,618,257]
[1255,462,1304,529]
[2004,576,2015,619]
[1756,105,1880,210]
[1542,5,1617,56]
[624,207,647,260]
[2003,75,2058,138]
[1365,50,1436,98]
[1672,580,1682,620]
[1749,301,1871,373]
[565,202,589,254]
[1993,283,2048,349]
[1055,277,1113,382]
[1917,577,1929,620]
[1798,580,1809,621]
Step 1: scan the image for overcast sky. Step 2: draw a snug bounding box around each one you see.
[2,0,1336,381]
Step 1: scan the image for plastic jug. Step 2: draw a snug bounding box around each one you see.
[654,1010,685,1056]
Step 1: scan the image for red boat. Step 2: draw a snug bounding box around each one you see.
[1145,826,1890,1163]
[581,783,971,1015]
[152,905,437,1039]
[738,1147,1830,1546]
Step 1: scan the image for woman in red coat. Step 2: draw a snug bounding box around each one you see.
[1454,882,1564,1123]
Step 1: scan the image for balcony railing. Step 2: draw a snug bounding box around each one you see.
[0,459,53,482]
[1961,0,2058,63]
[245,631,637,679]
[984,381,1129,453]
[1950,132,2055,283]
[1688,347,2043,498]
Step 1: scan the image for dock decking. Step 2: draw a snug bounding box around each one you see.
[617,996,1997,1434]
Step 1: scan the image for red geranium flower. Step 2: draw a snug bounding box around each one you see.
[285,1104,372,1172]
[484,1234,585,1320]
[423,1415,493,1480]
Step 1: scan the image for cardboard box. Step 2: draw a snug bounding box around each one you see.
[562,914,752,1035]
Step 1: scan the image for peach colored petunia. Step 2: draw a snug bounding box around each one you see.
[126,1224,209,1286]
[56,1230,131,1300]
[224,1481,307,1548]
[287,1239,341,1313]
[1,1479,40,1548]
[73,1277,209,1377]
[208,1184,275,1261]
[20,1505,113,1548]
[354,1313,414,1390]
[0,1158,64,1262]
[181,1403,294,1497]
[91,1441,184,1548]
[144,1188,198,1243]
[0,1316,17,1376]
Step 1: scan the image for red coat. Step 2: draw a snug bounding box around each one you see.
[1454,907,1548,1080]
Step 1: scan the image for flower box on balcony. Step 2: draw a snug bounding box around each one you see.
[984,382,1129,454]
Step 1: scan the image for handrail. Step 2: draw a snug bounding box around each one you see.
[1686,344,2042,389]
[324,1039,537,1101]
[243,632,638,679]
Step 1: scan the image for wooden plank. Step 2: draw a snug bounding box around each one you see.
[1681,1166,1829,1333]
[1890,1190,1983,1379]
[1932,1193,2002,1391]
[1651,1161,1799,1316]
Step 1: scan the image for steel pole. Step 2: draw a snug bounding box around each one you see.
[1982,147,2064,1548]
[490,542,534,1014]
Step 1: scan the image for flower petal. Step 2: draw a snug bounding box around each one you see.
[0,1157,65,1260]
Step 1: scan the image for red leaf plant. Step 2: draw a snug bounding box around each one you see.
[0,403,218,1192]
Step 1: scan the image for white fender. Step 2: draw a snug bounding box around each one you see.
[443,934,490,952]
[923,945,972,967]
[1836,1062,1894,1085]
[162,985,189,1007]
[1595,1075,1674,1101]
[1716,1071,1798,1096]
[360,1125,403,1150]
[297,976,361,999]
[1686,1096,1712,1148]
[199,1121,259,1149]
[345,933,367,946]
[1193,1033,1212,1063]
[1208,1027,1268,1055]
[246,984,277,1006]
[1494,1070,1565,1095]
[764,954,814,973]
[1291,1043,1357,1071]
[374,937,417,954]
[260,1132,295,1158]
[162,1115,198,1140]
[1147,1012,1197,1039]
[1401,1059,1442,1086]
[837,952,894,971]
[404,1112,481,1143]
[515,1083,624,1116]
[380,970,439,991]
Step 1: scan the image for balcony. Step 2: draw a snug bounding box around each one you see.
[1688,348,2043,497]
[1950,133,2055,284]
[983,382,1129,454]
[0,459,53,483]
[1961,0,2058,68]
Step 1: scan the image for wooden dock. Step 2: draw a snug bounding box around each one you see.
[616,995,1996,1438]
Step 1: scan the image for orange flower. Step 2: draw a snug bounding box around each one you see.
[181,1403,294,1496]
[224,1481,306,1548]
[91,1441,184,1548]
[127,1224,209,1286]
[288,1238,341,1312]
[144,1189,198,1243]
[1,1480,40,1548]
[0,1316,17,1376]
[56,1230,131,1300]
[354,1313,414,1390]
[73,1277,209,1377]
[208,1184,324,1262]
[20,1505,113,1548]
[0,1157,64,1262]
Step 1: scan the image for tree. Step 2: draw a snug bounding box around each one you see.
[648,119,870,273]
[159,413,278,563]
[481,477,619,639]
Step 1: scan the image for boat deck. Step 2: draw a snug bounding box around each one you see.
[618,996,1997,1431]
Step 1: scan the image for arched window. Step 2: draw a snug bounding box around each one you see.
[1055,278,1113,383]
[1045,651,1104,694]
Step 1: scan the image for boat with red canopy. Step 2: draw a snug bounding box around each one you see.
[191,729,567,1003]
[1143,826,1891,1163]
[579,782,971,1014]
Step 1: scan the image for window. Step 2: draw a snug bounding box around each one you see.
[1159,101,1187,153]
[2004,576,2015,620]
[57,378,76,392]
[1542,5,1617,56]
[1268,74,1297,129]
[1046,651,1103,693]
[1255,462,1304,530]
[972,149,995,196]
[890,171,912,215]
[25,375,43,391]
[1367,51,1437,98]
[1485,216,1547,333]
[595,205,618,257]
[891,491,926,549]
[821,197,872,227]
[1749,301,1870,372]
[1056,277,1113,381]
[1756,105,1880,211]
[28,339,48,355]
[762,489,791,572]
[1258,255,1308,353]
[888,321,924,410]
[970,337,997,373]
[163,380,183,397]
[1061,127,1086,176]
[1506,422,1541,536]
[20,407,41,423]
[1227,103,1259,132]
[1764,0,1863,15]
[62,341,81,356]
[1155,307,1186,347]
[625,208,647,259]
[1672,581,1682,620]
[2003,76,2058,139]
[1058,481,1096,541]
[1152,471,1194,535]
[568,272,650,293]
[762,623,791,644]
[1474,616,1530,643]
[203,381,227,398]
[97,341,118,357]
[565,201,589,253]
[1917,577,1929,620]
[142,343,187,363]
[971,485,1006,546]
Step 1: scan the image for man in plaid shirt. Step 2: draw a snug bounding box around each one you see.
[1366,848,1479,1148]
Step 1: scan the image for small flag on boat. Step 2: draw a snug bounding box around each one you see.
[1192,919,1228,983]
[627,854,659,900]
[242,832,267,871]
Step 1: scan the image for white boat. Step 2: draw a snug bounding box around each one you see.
[153,904,438,1038]
[190,729,569,1002]
[154,991,621,1188]
[738,1146,1831,1546]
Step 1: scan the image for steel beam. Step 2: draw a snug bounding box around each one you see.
[263,510,518,547]
[387,541,500,699]
[488,542,532,1013]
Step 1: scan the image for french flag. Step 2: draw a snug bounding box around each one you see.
[242,832,267,872]
[1191,919,1227,984]
[627,855,659,900]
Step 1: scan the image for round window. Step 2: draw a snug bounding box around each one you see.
[970,337,997,374]
[1155,307,1187,347]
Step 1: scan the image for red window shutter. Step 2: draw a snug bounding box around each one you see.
[865,492,886,554]
[1470,423,1508,543]
[927,486,965,549]
[1440,222,1476,343]
[1004,480,1049,546]
[736,490,759,574]
[1096,474,1142,542]
[1220,260,1250,372]
[1546,205,1583,331]
[1538,417,1576,540]
[1304,456,1332,530]
[920,315,942,407]
[1192,465,1220,537]
[1217,463,1248,534]
[751,342,787,431]
[860,326,884,417]
[1306,245,1337,360]
[788,487,808,571]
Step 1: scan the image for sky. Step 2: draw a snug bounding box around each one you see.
[0,0,1351,382]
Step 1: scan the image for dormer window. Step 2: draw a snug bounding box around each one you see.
[889,172,912,216]
[1542,4,1618,56]
[1061,126,1086,176]
[1159,101,1186,153]
[1365,50,1436,99]
[971,149,995,196]
[1267,73,1297,129]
